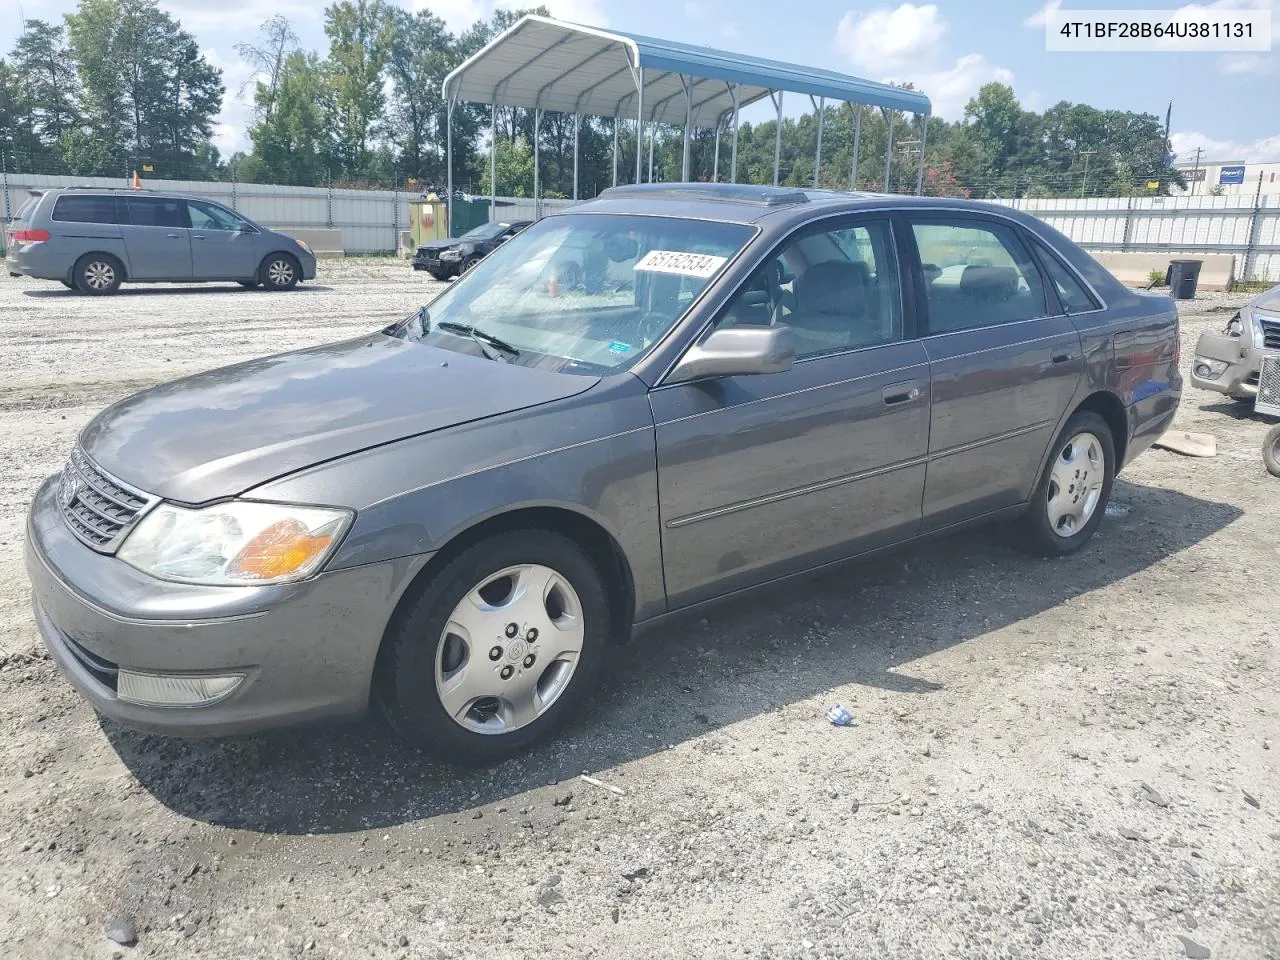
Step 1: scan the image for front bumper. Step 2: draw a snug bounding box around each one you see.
[1191,330,1260,398]
[25,476,430,737]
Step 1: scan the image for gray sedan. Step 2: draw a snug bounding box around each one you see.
[25,184,1182,764]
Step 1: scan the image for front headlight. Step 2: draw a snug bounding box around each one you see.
[118,501,353,586]
[440,249,462,261]
[295,238,313,254]
[1252,311,1274,349]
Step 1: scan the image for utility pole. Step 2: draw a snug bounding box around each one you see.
[1078,149,1097,198]
[1189,146,1203,195]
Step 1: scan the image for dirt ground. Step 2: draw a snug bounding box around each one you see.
[0,260,1276,960]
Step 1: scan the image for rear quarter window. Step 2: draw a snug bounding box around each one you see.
[14,194,41,223]
[51,195,124,224]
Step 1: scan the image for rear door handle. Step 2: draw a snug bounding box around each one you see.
[165,233,181,239]
[882,381,922,406]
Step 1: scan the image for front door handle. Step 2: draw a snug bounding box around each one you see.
[882,381,922,406]
[165,232,181,238]
[191,234,205,240]
[1052,352,1073,364]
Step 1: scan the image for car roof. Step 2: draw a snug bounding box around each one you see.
[563,182,1046,229]
[47,186,225,203]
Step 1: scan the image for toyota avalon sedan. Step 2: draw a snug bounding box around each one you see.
[26,184,1181,764]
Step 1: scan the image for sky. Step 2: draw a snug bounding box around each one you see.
[1,0,1277,164]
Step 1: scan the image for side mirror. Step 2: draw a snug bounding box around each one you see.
[668,325,795,383]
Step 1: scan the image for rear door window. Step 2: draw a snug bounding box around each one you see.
[911,218,1047,334]
[51,195,125,224]
[126,197,189,228]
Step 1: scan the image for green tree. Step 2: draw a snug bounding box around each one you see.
[234,16,299,120]
[324,0,393,177]
[384,8,450,183]
[64,0,223,177]
[245,51,332,185]
[11,20,80,152]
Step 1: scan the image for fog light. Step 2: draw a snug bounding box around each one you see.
[117,670,244,707]
[1194,357,1228,379]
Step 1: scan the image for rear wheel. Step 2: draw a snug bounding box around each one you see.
[259,253,300,291]
[73,254,123,295]
[1017,410,1115,556]
[1264,424,1280,479]
[377,529,609,765]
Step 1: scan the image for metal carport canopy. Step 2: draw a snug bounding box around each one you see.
[440,15,932,226]
[442,15,931,127]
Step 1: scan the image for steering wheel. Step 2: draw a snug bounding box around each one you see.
[634,311,673,348]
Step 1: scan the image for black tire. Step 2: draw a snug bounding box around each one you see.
[60,279,75,289]
[461,254,483,273]
[1264,424,1280,479]
[73,254,123,295]
[238,279,259,289]
[377,529,610,765]
[1017,410,1116,556]
[259,253,300,291]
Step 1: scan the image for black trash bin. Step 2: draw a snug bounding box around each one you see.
[1166,259,1203,300]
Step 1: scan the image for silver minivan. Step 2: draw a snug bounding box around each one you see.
[5,188,317,294]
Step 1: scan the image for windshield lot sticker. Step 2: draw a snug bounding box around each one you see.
[608,340,632,354]
[634,250,728,278]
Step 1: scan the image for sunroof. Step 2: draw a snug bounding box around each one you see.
[597,183,811,206]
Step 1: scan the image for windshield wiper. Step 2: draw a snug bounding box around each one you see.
[434,320,520,361]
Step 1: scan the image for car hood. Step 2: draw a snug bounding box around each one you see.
[79,334,599,504]
[1248,284,1280,314]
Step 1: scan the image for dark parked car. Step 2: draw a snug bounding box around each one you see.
[5,187,317,294]
[412,220,531,279]
[26,184,1181,764]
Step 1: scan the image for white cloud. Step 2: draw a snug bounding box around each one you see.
[1220,53,1276,75]
[836,4,948,73]
[415,0,608,34]
[413,0,490,33]
[1170,131,1280,163]
[834,4,1012,120]
[1022,0,1060,28]
[159,0,320,35]
[911,54,1016,121]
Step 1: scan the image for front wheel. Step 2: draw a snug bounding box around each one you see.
[1017,410,1115,556]
[461,254,483,273]
[1264,424,1280,479]
[377,530,610,765]
[260,253,300,291]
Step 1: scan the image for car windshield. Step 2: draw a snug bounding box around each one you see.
[461,222,508,240]
[389,213,755,374]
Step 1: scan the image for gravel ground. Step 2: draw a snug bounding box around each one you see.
[0,263,1276,960]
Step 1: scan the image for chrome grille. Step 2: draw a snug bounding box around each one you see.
[1257,356,1280,419]
[58,447,155,553]
[1261,317,1280,351]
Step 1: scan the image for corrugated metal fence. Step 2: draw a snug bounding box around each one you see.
[0,171,574,254]
[995,193,1280,283]
[4,170,1277,281]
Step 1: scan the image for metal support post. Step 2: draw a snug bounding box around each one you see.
[771,90,783,186]
[851,105,862,189]
[811,95,824,189]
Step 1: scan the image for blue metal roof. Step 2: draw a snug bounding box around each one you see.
[443,16,931,126]
[615,29,931,116]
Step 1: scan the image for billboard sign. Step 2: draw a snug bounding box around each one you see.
[1219,165,1246,185]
